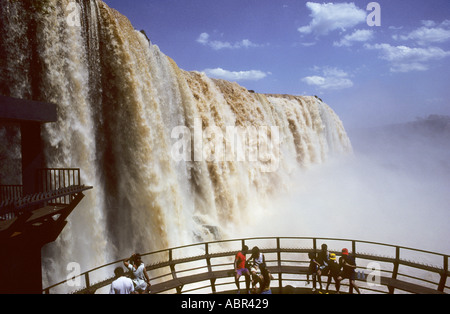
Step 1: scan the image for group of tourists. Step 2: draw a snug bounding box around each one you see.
[234,245,273,294]
[109,243,360,294]
[308,243,361,294]
[234,243,361,294]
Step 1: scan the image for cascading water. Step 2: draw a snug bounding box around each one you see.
[0,0,352,289]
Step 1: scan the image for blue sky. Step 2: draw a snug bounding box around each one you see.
[103,0,450,129]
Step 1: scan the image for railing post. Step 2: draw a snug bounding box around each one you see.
[438,255,448,292]
[169,249,183,294]
[169,249,176,279]
[276,237,282,293]
[205,243,216,294]
[389,246,401,294]
[392,247,400,279]
[84,272,91,294]
[350,240,356,294]
[205,243,210,271]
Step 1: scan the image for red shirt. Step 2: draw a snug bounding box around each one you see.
[235,252,246,269]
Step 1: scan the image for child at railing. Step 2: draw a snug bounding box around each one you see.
[325,253,341,294]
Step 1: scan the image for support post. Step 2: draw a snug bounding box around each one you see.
[21,122,45,195]
[84,273,91,294]
[0,239,44,294]
[276,238,282,293]
[389,247,401,294]
[169,249,177,280]
[205,243,216,293]
[438,255,448,293]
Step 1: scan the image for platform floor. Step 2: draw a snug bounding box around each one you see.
[0,205,65,234]
[217,286,349,295]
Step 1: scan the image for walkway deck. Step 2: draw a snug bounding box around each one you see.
[44,237,449,295]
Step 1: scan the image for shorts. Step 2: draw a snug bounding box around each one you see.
[340,271,356,280]
[251,268,262,277]
[236,268,250,276]
[133,279,148,292]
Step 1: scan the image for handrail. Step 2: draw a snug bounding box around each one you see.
[43,237,449,294]
[0,168,90,221]
[0,185,92,220]
[0,185,23,202]
[37,168,81,194]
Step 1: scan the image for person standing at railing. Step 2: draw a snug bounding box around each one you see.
[250,246,267,271]
[339,248,361,294]
[124,253,151,294]
[249,246,272,293]
[325,253,341,294]
[110,267,135,294]
[257,267,272,294]
[307,252,323,293]
[234,245,251,294]
[316,243,330,292]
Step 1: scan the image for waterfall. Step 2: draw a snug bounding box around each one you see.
[0,0,352,289]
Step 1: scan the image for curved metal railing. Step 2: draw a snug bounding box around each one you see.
[43,237,449,294]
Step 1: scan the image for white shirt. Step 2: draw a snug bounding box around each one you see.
[254,253,264,266]
[110,276,135,294]
[128,263,147,291]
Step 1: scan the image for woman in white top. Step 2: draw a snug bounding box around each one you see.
[124,253,151,294]
[250,246,266,273]
[249,246,269,293]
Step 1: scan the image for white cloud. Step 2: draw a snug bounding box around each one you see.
[393,20,450,46]
[197,32,209,45]
[389,25,403,31]
[302,67,353,90]
[365,43,450,72]
[399,27,450,46]
[421,20,437,28]
[301,42,317,47]
[298,2,366,36]
[390,63,429,73]
[334,29,374,47]
[203,68,269,81]
[196,32,262,50]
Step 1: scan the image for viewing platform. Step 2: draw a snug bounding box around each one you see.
[0,168,92,294]
[0,168,92,228]
[0,95,92,294]
[44,237,449,295]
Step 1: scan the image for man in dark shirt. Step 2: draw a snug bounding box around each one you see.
[317,244,330,273]
[339,248,361,294]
